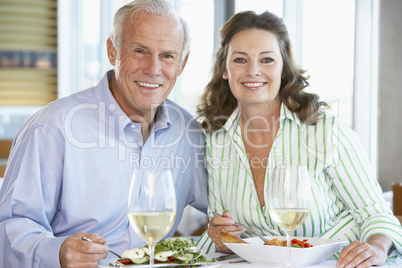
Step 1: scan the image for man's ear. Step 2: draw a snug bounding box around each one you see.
[107,38,117,66]
[178,51,190,76]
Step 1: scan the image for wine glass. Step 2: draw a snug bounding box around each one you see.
[128,168,176,268]
[268,165,311,268]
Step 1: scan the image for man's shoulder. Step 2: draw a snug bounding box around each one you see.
[164,99,193,119]
[164,99,201,128]
[25,88,97,128]
[163,99,206,144]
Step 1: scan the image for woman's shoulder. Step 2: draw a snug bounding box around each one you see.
[310,106,349,127]
[204,127,226,141]
[306,106,357,141]
[320,107,352,129]
[204,107,240,136]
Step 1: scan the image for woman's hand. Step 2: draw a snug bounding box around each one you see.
[207,210,245,253]
[336,234,393,268]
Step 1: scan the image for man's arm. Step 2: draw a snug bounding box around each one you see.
[0,124,65,266]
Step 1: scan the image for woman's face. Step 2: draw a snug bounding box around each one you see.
[224,29,283,108]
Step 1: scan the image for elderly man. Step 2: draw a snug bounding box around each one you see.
[0,0,208,267]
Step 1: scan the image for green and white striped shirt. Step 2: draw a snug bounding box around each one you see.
[197,104,402,264]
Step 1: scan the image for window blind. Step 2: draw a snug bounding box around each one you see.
[0,0,57,106]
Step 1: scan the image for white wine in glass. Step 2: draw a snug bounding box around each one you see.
[128,168,176,268]
[268,165,311,267]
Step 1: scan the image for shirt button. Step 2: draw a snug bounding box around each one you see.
[131,124,135,129]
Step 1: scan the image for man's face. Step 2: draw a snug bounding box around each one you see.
[108,10,188,118]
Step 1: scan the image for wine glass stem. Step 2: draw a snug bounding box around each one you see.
[149,244,155,268]
[286,232,291,268]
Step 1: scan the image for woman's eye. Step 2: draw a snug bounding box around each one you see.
[234,58,245,63]
[262,57,274,63]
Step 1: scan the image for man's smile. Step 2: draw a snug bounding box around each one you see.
[136,81,161,88]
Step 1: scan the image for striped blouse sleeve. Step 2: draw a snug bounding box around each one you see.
[325,117,402,262]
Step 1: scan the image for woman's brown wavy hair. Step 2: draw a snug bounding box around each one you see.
[197,11,327,132]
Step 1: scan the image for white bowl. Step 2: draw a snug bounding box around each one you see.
[224,236,348,267]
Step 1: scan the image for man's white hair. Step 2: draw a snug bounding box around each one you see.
[109,0,191,63]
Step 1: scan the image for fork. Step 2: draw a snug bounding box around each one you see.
[81,236,121,259]
[212,211,270,242]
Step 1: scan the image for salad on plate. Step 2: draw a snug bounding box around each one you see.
[112,237,215,266]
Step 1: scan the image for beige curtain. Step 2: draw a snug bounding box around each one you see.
[0,0,57,106]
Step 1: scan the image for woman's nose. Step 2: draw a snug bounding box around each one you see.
[247,61,261,77]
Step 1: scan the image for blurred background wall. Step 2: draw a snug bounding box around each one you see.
[378,0,402,192]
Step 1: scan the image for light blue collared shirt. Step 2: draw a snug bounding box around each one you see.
[0,71,208,267]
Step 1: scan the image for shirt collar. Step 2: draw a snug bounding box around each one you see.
[92,71,130,133]
[94,70,123,114]
[279,102,302,127]
[152,101,171,132]
[222,106,241,136]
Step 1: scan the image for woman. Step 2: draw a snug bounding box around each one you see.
[196,10,402,267]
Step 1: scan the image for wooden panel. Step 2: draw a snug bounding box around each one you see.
[0,140,13,159]
[393,182,402,216]
[396,215,402,225]
[0,165,6,178]
[0,140,13,178]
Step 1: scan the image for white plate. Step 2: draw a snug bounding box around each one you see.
[224,236,348,267]
[98,258,221,268]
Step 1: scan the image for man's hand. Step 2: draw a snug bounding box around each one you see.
[207,210,245,253]
[336,234,392,268]
[60,232,109,268]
